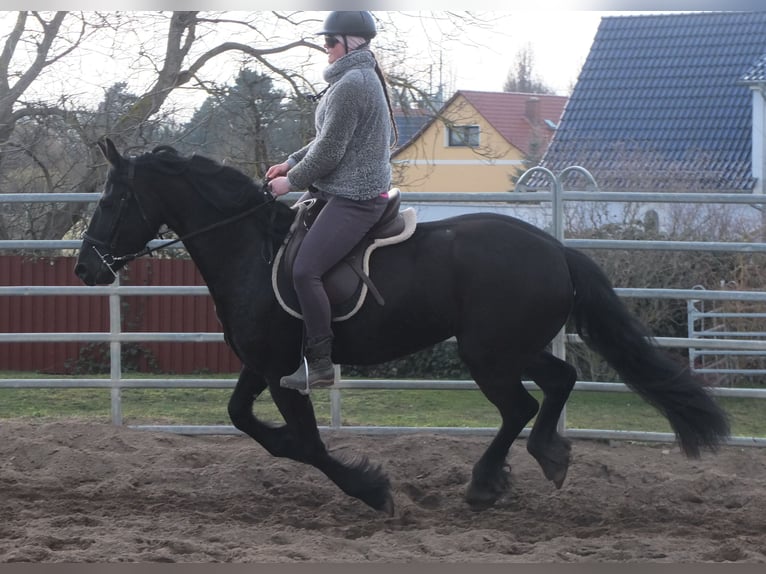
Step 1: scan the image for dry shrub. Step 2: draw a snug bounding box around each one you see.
[565,200,766,387]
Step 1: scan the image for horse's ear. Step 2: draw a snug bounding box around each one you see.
[98,137,121,167]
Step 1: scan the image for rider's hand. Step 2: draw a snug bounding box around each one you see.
[266,162,290,180]
[269,176,293,197]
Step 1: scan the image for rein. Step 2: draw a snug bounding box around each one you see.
[88,162,278,276]
[119,199,275,263]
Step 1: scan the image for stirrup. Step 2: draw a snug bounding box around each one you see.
[280,357,312,395]
[280,358,336,395]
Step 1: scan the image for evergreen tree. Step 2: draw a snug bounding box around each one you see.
[182,69,311,178]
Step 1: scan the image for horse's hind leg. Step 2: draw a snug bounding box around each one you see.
[523,351,577,488]
[463,361,540,510]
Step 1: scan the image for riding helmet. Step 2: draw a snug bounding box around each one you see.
[318,11,377,39]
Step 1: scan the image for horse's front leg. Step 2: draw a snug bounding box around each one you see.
[228,364,392,513]
[227,364,300,458]
[268,381,394,515]
[228,362,329,464]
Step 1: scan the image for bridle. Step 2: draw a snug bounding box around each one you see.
[84,158,278,278]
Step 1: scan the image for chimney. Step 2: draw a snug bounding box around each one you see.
[525,96,540,124]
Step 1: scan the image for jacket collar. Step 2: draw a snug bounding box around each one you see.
[323,49,375,83]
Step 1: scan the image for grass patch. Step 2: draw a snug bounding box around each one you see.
[0,372,763,438]
[0,387,113,421]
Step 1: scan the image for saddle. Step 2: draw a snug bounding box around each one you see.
[271,188,417,322]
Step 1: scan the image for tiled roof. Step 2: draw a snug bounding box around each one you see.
[392,90,568,157]
[741,53,766,84]
[540,11,766,192]
[459,91,568,156]
[393,108,432,149]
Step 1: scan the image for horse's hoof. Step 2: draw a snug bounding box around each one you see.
[361,487,395,515]
[551,466,568,489]
[379,494,395,516]
[528,437,571,489]
[465,472,509,511]
[465,486,499,511]
[532,456,570,489]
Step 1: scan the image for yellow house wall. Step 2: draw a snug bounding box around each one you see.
[392,96,527,193]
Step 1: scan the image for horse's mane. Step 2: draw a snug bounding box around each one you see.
[140,145,259,212]
[135,145,294,235]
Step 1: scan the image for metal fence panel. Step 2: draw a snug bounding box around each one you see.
[2,185,765,445]
[0,255,240,373]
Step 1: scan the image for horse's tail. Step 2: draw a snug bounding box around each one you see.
[564,247,730,456]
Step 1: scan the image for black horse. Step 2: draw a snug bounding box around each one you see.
[75,138,729,515]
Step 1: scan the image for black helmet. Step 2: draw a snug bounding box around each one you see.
[318,11,377,39]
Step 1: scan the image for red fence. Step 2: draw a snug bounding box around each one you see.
[0,255,241,374]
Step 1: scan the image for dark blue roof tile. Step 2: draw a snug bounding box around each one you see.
[394,112,431,149]
[742,54,766,83]
[541,11,766,192]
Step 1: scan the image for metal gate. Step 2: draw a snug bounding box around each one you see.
[688,292,766,380]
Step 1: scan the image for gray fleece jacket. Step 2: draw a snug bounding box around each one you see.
[286,49,392,200]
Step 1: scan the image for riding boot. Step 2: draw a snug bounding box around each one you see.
[280,335,336,393]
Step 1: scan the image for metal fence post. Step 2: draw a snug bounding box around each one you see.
[330,365,342,429]
[551,176,567,435]
[553,167,600,435]
[516,166,568,433]
[515,165,601,436]
[109,275,123,426]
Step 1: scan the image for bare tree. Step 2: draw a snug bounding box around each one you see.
[0,10,501,241]
[0,12,99,241]
[0,11,322,241]
[503,44,555,95]
[0,13,82,160]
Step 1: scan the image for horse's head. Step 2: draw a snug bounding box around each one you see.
[75,138,163,285]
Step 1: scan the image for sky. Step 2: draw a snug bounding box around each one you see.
[1,9,612,117]
[287,11,615,98]
[3,6,760,117]
[425,11,610,96]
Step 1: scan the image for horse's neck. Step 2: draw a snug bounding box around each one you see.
[180,224,271,300]
[158,183,280,305]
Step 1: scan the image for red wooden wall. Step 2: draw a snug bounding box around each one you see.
[0,255,241,374]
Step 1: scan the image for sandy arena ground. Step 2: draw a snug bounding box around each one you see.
[1,420,764,563]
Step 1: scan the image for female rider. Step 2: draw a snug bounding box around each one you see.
[267,11,396,392]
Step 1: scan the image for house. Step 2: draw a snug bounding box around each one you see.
[393,106,432,149]
[391,90,568,193]
[741,52,766,193]
[538,12,766,195]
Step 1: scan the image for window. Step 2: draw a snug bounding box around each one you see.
[447,125,480,147]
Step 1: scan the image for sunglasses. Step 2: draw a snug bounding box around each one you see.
[324,35,341,48]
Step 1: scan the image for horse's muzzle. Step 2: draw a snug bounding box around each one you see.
[73,261,97,286]
[74,242,118,286]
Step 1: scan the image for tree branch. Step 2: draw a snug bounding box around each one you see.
[179,39,319,82]
[0,12,27,92]
[6,12,69,103]
[9,103,66,124]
